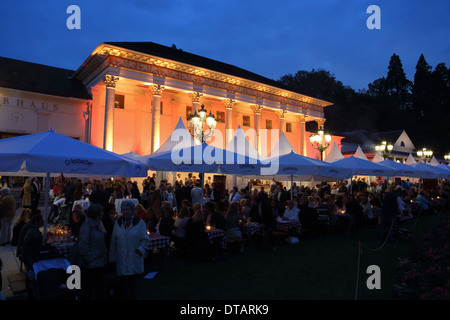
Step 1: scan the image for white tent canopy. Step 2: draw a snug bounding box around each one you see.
[371,153,385,163]
[405,153,417,165]
[325,142,344,162]
[429,156,440,166]
[269,131,296,157]
[353,145,368,160]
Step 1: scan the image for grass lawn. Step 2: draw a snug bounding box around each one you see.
[138,208,450,301]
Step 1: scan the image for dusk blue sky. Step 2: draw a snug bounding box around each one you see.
[1,0,449,91]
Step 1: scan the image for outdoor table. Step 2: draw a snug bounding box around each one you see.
[205,227,226,249]
[47,239,75,259]
[73,199,90,211]
[276,219,301,234]
[240,222,262,236]
[147,232,170,251]
[115,198,139,215]
[318,215,330,225]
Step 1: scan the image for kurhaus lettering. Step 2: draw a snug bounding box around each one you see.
[0,96,59,112]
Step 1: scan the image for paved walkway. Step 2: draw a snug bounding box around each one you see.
[1,206,49,300]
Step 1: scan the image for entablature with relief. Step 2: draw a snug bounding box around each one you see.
[75,44,332,115]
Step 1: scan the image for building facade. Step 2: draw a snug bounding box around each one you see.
[1,42,343,169]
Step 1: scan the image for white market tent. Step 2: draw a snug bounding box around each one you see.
[428,156,440,166]
[371,153,385,163]
[353,145,368,160]
[405,153,417,165]
[325,142,344,162]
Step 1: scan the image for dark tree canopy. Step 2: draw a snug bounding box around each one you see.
[278,54,450,157]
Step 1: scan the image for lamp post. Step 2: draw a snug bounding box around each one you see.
[416,148,433,163]
[444,153,450,164]
[187,104,217,144]
[309,128,331,161]
[375,141,393,160]
[187,104,217,208]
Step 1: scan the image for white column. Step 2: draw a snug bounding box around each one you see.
[223,98,235,145]
[276,109,287,137]
[150,84,164,154]
[297,114,308,156]
[103,75,119,151]
[251,104,263,154]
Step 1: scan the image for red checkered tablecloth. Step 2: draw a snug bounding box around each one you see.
[205,228,226,249]
[276,220,301,234]
[318,215,330,225]
[240,222,262,236]
[148,233,170,250]
[50,241,75,258]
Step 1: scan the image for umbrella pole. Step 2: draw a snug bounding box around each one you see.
[43,172,50,245]
[290,175,293,200]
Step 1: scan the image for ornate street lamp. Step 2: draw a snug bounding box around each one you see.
[375,141,393,160]
[444,153,450,164]
[416,148,433,163]
[187,104,217,144]
[309,128,331,161]
[187,104,217,208]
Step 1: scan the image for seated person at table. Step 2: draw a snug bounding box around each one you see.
[185,203,213,261]
[21,214,45,270]
[224,202,243,239]
[282,201,300,221]
[155,206,175,238]
[70,209,87,238]
[416,191,430,214]
[208,202,226,231]
[249,197,277,250]
[172,207,190,241]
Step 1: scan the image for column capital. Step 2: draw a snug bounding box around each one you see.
[104,75,119,89]
[315,118,326,129]
[189,91,203,103]
[222,98,236,109]
[151,83,165,96]
[297,114,308,123]
[275,109,287,119]
[251,104,263,115]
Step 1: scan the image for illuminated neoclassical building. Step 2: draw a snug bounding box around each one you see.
[0,42,343,168]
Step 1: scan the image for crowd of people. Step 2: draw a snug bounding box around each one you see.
[0,173,448,300]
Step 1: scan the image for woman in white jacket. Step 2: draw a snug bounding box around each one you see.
[109,199,149,299]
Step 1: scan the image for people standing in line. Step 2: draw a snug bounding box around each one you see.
[109,199,149,300]
[21,178,33,210]
[78,203,107,300]
[30,178,40,211]
[0,188,17,246]
[11,208,32,246]
[190,181,203,206]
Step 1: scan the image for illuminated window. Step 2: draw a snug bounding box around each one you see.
[266,119,272,130]
[186,106,192,118]
[115,94,125,109]
[216,111,225,123]
[243,115,251,127]
[286,123,292,133]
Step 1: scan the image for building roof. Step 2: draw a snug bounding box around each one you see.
[0,56,91,100]
[103,41,324,100]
